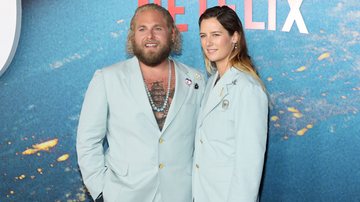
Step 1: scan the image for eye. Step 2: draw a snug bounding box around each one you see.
[199,34,206,38]
[154,26,163,32]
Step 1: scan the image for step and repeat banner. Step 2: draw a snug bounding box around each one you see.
[1,0,359,201]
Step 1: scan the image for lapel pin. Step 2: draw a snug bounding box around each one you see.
[194,83,199,89]
[220,87,224,97]
[195,73,201,80]
[222,99,229,110]
[185,78,192,86]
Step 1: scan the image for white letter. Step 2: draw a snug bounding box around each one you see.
[282,0,308,34]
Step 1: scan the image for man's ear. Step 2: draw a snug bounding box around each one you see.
[171,28,176,42]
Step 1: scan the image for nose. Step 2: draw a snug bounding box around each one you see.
[205,37,213,47]
[146,29,155,39]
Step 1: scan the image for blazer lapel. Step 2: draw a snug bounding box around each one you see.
[161,60,190,133]
[199,68,238,126]
[127,57,158,128]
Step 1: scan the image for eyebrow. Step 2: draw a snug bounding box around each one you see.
[199,31,223,35]
[136,24,164,29]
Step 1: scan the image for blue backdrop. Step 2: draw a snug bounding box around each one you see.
[1,0,359,201]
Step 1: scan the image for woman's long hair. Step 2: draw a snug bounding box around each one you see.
[199,6,264,88]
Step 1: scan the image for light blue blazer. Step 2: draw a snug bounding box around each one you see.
[192,67,268,202]
[77,57,205,202]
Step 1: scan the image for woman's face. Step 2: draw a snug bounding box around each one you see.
[199,17,238,69]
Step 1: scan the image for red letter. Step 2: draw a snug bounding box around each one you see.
[200,0,235,15]
[218,0,235,10]
[137,0,188,32]
[168,0,188,32]
[244,0,265,30]
[138,0,161,6]
[199,0,206,15]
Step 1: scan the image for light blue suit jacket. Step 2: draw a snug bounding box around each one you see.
[193,67,268,202]
[77,57,205,202]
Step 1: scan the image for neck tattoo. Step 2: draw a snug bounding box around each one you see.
[144,60,171,112]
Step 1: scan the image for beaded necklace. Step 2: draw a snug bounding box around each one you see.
[144,60,171,112]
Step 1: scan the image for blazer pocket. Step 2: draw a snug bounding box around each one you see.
[106,158,129,177]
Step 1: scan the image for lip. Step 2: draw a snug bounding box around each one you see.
[144,41,159,48]
[206,49,217,54]
[145,43,158,47]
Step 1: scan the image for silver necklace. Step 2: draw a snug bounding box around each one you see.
[144,60,171,112]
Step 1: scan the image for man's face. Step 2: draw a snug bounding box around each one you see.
[132,9,172,66]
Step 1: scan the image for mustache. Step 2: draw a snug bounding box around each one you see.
[144,40,159,44]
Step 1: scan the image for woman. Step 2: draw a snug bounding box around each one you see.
[192,6,268,202]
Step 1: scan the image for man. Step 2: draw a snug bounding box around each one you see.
[76,3,205,202]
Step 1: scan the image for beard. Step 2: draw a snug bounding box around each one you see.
[132,39,172,67]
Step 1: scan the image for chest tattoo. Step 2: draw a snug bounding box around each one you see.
[144,78,175,131]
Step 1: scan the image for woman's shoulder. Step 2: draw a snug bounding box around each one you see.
[231,68,263,89]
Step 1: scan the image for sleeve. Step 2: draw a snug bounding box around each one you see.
[76,70,108,200]
[227,84,269,202]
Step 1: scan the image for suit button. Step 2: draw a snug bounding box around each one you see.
[159,163,165,169]
[200,139,203,144]
[196,164,199,169]
[159,138,164,144]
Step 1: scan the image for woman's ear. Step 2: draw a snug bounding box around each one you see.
[232,31,240,44]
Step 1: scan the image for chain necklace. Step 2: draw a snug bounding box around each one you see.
[144,60,171,112]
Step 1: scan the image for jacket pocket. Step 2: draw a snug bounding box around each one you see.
[106,157,129,177]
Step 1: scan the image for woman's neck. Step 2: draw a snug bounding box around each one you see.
[216,60,231,77]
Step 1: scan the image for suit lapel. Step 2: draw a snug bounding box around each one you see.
[195,73,215,126]
[127,57,158,128]
[161,60,190,133]
[199,68,238,126]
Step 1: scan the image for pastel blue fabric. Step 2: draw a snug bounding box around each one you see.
[1,1,359,201]
[77,57,205,202]
[193,68,268,202]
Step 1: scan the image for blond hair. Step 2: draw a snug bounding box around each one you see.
[127,3,181,55]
